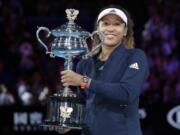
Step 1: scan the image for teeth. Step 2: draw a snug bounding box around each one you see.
[106,35,114,38]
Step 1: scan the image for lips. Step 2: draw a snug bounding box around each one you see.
[105,34,116,39]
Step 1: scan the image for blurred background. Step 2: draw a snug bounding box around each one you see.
[0,0,180,135]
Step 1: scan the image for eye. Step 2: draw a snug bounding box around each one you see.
[102,21,109,26]
[114,22,121,26]
[114,21,124,26]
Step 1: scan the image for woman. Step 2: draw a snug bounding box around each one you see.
[61,6,149,135]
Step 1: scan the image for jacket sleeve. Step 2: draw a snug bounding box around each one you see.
[89,49,149,105]
[76,59,86,74]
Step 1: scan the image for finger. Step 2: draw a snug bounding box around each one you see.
[61,79,65,83]
[61,73,71,80]
[62,83,69,87]
[60,70,68,75]
[61,75,67,80]
[61,79,70,84]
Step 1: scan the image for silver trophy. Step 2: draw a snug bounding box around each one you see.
[36,9,103,132]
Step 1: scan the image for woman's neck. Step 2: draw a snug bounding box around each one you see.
[99,44,119,61]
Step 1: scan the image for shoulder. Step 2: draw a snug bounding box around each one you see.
[127,48,148,60]
[134,48,147,56]
[127,48,146,54]
[125,48,149,69]
[129,48,149,72]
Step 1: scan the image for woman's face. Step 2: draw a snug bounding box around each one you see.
[97,14,127,47]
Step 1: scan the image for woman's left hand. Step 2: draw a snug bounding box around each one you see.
[60,70,83,87]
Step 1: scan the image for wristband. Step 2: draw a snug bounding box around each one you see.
[80,76,89,89]
[80,82,86,89]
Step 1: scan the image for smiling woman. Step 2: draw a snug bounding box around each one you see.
[60,5,149,135]
[97,14,127,60]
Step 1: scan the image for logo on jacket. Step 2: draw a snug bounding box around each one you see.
[129,62,139,70]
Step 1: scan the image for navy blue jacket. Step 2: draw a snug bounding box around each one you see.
[76,44,149,135]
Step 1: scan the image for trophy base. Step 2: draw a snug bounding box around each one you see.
[42,90,85,131]
[41,121,82,130]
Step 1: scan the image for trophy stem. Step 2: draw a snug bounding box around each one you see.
[64,56,73,70]
[61,56,75,97]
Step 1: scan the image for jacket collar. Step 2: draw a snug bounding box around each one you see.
[88,43,126,78]
[107,43,126,61]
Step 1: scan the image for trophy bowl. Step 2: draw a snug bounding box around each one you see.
[36,9,103,132]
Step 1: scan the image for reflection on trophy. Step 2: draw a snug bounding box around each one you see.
[36,9,103,132]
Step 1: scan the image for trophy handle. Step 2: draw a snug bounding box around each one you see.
[36,26,54,56]
[85,31,104,57]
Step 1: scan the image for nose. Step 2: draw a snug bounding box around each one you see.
[106,25,115,32]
